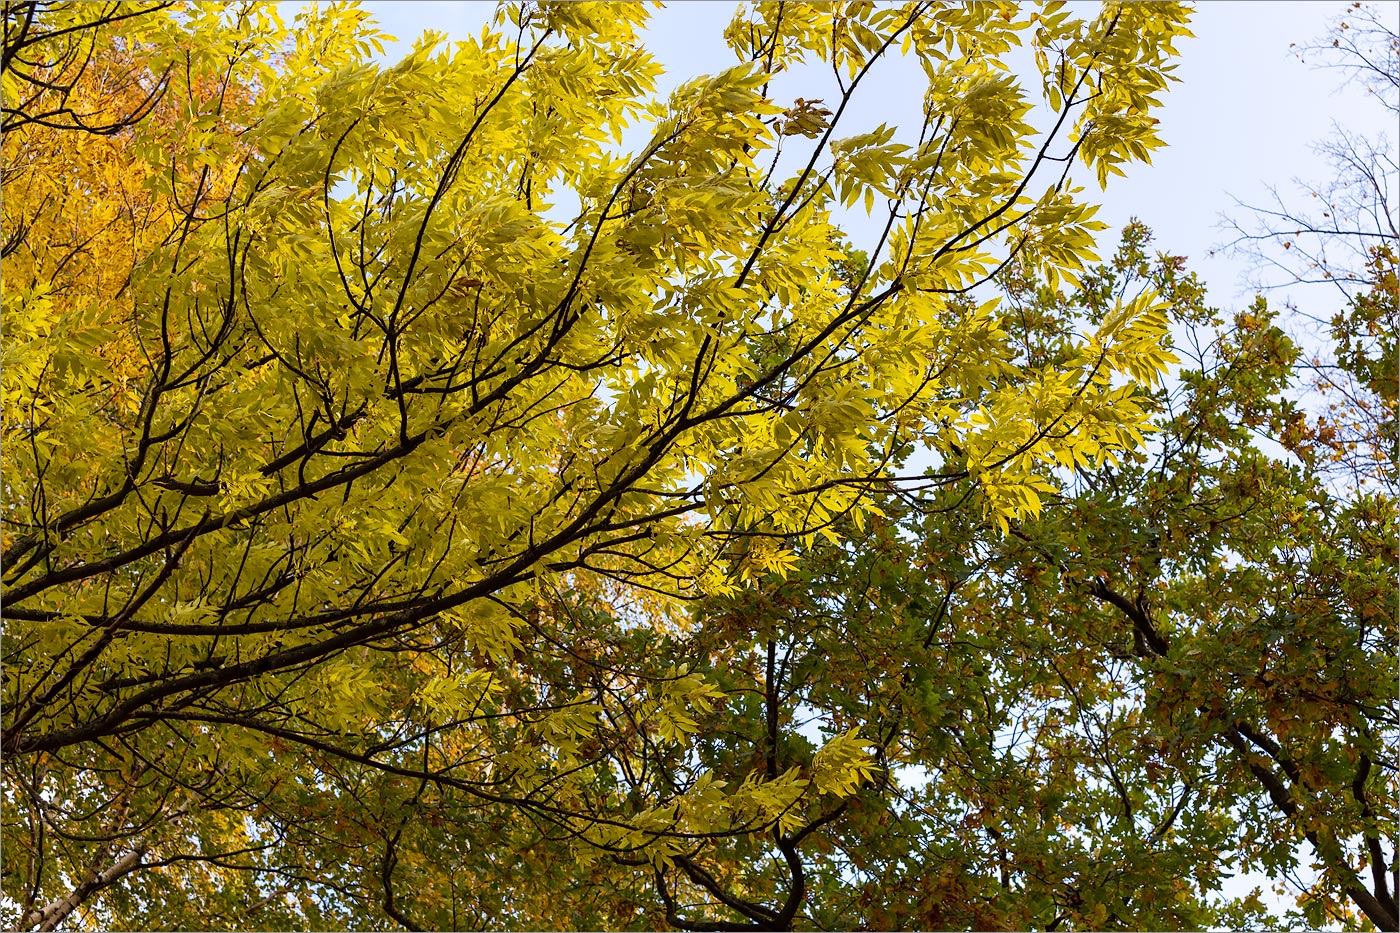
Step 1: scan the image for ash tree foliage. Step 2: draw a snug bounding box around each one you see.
[0,0,1382,931]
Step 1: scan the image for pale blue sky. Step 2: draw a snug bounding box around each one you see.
[354,0,1392,319]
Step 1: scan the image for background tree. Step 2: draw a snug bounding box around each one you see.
[987,224,1396,932]
[1222,0,1396,496]
[1204,5,1397,926]
[2,1,1193,929]
[1,1,177,138]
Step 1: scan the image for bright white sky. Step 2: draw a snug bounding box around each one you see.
[347,0,1390,923]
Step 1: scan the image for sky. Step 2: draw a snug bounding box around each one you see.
[347,0,1389,922]
[354,0,1395,321]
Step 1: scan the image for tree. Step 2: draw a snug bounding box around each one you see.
[1224,0,1396,297]
[1198,7,1397,927]
[1222,0,1396,504]
[979,224,1396,931]
[2,1,1199,929]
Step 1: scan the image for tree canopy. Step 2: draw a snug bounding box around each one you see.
[1,2,1394,931]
